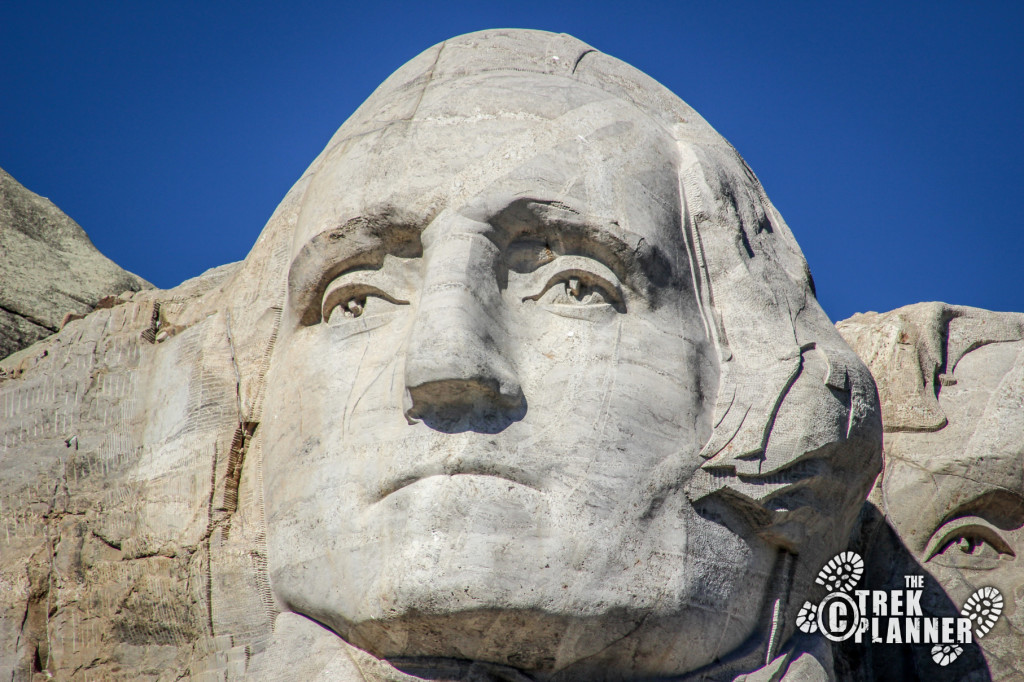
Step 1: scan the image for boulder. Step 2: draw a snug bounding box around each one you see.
[0,167,150,359]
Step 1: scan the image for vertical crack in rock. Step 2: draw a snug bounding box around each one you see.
[205,442,219,637]
[140,302,161,344]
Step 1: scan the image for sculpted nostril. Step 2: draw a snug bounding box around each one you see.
[407,378,523,413]
[404,378,526,433]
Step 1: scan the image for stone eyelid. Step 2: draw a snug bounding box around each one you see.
[520,255,625,310]
[924,516,1016,563]
[321,269,411,324]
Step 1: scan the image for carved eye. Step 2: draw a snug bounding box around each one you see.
[532,274,620,308]
[521,259,626,315]
[314,255,419,326]
[926,520,1015,570]
[322,282,408,325]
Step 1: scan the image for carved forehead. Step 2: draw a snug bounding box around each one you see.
[242,29,737,286]
[321,29,718,147]
[293,73,681,254]
[851,305,1024,544]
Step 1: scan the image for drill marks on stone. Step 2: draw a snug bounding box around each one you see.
[185,238,289,665]
[0,297,210,678]
[247,429,276,627]
[2,30,895,681]
[247,304,283,422]
[1,367,84,456]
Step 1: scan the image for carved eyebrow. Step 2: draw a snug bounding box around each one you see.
[288,215,422,326]
[933,488,1024,535]
[490,198,669,290]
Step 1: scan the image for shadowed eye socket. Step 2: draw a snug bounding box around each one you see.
[925,517,1016,570]
[521,255,625,314]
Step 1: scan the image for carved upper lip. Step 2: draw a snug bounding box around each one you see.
[373,460,541,502]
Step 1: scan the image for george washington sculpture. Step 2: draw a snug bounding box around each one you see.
[0,30,881,681]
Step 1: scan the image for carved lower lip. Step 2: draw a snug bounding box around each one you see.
[374,465,540,502]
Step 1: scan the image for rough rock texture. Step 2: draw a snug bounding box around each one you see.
[0,262,255,682]
[837,304,1024,681]
[0,167,150,360]
[1,30,882,681]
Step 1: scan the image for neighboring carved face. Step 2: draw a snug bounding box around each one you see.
[841,304,1024,676]
[884,336,1024,669]
[885,339,1024,572]
[260,75,780,676]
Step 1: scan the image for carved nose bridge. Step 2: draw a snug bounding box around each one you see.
[403,217,524,422]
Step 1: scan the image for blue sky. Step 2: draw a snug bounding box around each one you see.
[2,1,1021,322]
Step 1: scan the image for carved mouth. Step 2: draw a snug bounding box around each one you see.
[374,462,541,502]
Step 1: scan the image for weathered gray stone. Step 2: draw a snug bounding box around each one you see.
[0,167,151,359]
[838,303,1024,681]
[0,29,882,681]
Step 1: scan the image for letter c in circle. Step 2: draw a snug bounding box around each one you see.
[816,592,860,642]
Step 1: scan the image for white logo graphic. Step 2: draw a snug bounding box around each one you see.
[796,552,1003,666]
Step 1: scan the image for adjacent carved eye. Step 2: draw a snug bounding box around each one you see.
[521,256,626,315]
[528,274,621,309]
[925,519,1015,570]
[322,282,408,325]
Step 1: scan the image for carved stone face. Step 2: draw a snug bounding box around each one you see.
[839,304,1024,677]
[885,340,1024,576]
[884,336,1024,668]
[261,75,779,676]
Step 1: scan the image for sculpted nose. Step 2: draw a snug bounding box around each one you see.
[403,215,524,430]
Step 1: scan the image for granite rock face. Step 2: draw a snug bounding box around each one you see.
[1,30,882,681]
[0,167,150,360]
[837,304,1024,681]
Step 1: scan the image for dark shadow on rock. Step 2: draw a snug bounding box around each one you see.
[833,502,991,682]
[412,396,528,434]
